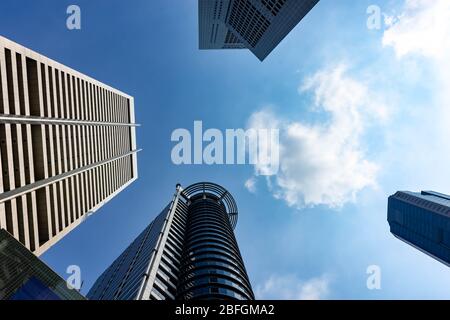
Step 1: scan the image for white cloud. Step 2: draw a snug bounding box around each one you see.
[379,0,450,193]
[246,109,281,176]
[383,0,450,59]
[383,13,398,28]
[256,274,330,300]
[246,1,450,209]
[245,177,257,193]
[247,66,386,208]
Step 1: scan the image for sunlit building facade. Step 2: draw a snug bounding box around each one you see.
[0,36,139,256]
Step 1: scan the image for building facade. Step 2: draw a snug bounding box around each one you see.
[0,36,139,256]
[0,229,85,300]
[88,182,254,300]
[199,0,319,61]
[388,191,450,266]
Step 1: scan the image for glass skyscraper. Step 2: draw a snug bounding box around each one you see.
[87,182,254,300]
[388,191,450,266]
[199,0,320,61]
[0,229,85,300]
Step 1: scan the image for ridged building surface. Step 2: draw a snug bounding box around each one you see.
[88,182,254,300]
[0,36,138,256]
[0,229,85,300]
[388,191,450,266]
[199,0,319,61]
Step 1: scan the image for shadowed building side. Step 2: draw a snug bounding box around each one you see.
[0,229,85,300]
[176,191,253,300]
[388,191,450,267]
[88,182,254,300]
[199,0,320,61]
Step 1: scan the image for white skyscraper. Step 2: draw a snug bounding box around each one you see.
[0,36,139,256]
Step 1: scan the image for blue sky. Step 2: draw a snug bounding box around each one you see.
[1,0,450,299]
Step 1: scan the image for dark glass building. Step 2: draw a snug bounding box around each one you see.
[388,191,450,266]
[0,229,85,300]
[199,0,320,61]
[87,182,254,300]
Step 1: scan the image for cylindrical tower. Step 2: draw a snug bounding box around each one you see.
[176,182,254,300]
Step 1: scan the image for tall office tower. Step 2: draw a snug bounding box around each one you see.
[0,229,85,300]
[88,182,254,300]
[199,0,319,61]
[0,36,138,256]
[388,191,450,266]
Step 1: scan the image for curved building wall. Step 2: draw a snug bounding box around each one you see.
[88,182,254,301]
[176,193,254,300]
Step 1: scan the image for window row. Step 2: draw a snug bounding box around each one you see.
[0,47,131,123]
[0,155,134,252]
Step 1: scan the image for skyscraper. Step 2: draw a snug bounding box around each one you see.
[0,36,139,256]
[88,182,254,300]
[388,191,450,266]
[199,0,319,61]
[0,229,85,300]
